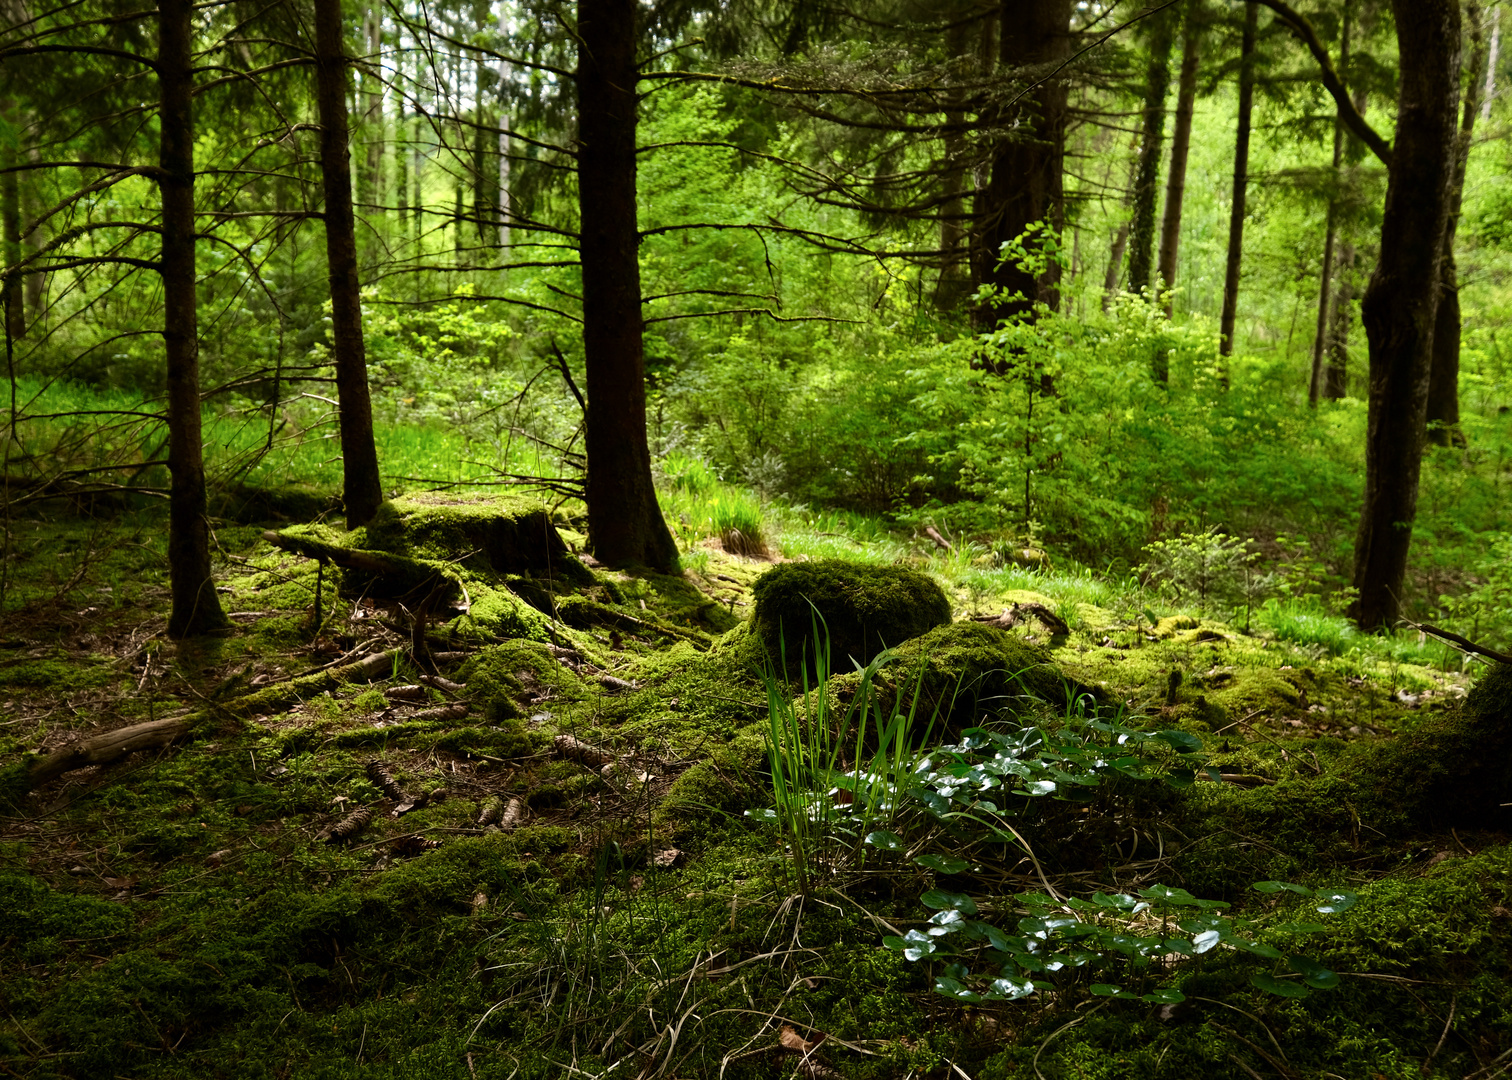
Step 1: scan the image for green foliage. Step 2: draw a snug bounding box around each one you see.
[1141,529,1273,626]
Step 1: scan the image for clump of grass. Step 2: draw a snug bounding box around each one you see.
[709,489,768,557]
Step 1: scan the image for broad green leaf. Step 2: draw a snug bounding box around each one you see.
[1024,779,1057,796]
[988,975,1036,1000]
[1164,768,1196,789]
[1314,889,1358,914]
[1288,955,1341,990]
[922,889,978,914]
[1192,929,1222,954]
[915,853,971,874]
[1230,939,1284,960]
[1141,988,1186,1004]
[1251,973,1311,998]
[1154,730,1205,754]
[744,808,778,825]
[1253,881,1312,896]
[864,830,904,850]
[1089,983,1125,996]
[901,929,938,961]
[928,909,968,934]
[934,976,983,1003]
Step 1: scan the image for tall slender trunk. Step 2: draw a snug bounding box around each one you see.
[1102,220,1130,312]
[22,147,42,325]
[973,0,1071,330]
[1309,5,1353,407]
[1324,239,1355,398]
[1218,2,1259,367]
[1127,10,1176,298]
[314,0,384,529]
[159,0,229,639]
[1482,5,1499,123]
[1157,0,1203,318]
[1425,1,1487,448]
[577,0,677,571]
[364,6,382,207]
[1,128,22,342]
[1351,0,1461,632]
[934,9,974,310]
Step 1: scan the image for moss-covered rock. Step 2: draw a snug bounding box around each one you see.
[750,559,951,675]
[357,494,591,582]
[460,640,591,722]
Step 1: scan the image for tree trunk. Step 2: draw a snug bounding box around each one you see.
[1309,121,1346,406]
[1128,10,1177,299]
[1102,219,1130,313]
[1157,0,1204,318]
[1218,2,1259,366]
[364,5,383,208]
[972,0,1071,330]
[577,0,678,571]
[1324,239,1355,399]
[934,11,974,311]
[314,0,385,529]
[1351,0,1461,632]
[1,128,21,342]
[159,0,229,639]
[1425,1,1487,449]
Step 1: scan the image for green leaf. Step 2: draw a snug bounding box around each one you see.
[922,889,978,914]
[1164,768,1196,789]
[1250,973,1311,998]
[1141,988,1186,1004]
[744,808,779,825]
[915,853,970,874]
[1089,983,1127,996]
[1230,939,1284,960]
[988,975,1036,1000]
[900,929,938,961]
[1154,730,1205,754]
[1191,929,1222,954]
[1288,955,1341,990]
[864,830,904,851]
[1253,881,1313,896]
[934,976,983,1003]
[1314,889,1358,915]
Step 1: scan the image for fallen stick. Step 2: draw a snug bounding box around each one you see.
[26,718,189,789]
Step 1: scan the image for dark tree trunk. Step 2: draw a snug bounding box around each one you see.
[1309,120,1346,406]
[159,0,229,639]
[1,129,21,342]
[1425,1,1487,449]
[314,0,385,529]
[1218,2,1259,366]
[933,10,975,311]
[972,0,1071,330]
[1157,0,1204,318]
[1128,11,1177,299]
[1351,0,1461,632]
[577,0,678,571]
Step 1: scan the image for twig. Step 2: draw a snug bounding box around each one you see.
[1411,622,1512,666]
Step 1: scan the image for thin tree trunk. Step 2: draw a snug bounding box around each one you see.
[1,127,22,342]
[1102,219,1130,312]
[1218,2,1259,368]
[1309,120,1346,406]
[1482,5,1499,123]
[577,0,678,571]
[314,0,384,529]
[973,0,1071,330]
[364,6,382,207]
[159,0,229,639]
[1351,0,1461,632]
[1157,0,1204,317]
[1324,239,1354,398]
[1127,10,1176,298]
[934,9,974,310]
[1425,1,1487,448]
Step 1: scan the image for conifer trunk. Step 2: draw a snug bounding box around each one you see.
[577,0,678,571]
[973,0,1071,329]
[314,0,385,528]
[1351,0,1460,632]
[1,130,21,342]
[1128,11,1176,299]
[1156,0,1203,318]
[1218,3,1259,365]
[159,0,229,639]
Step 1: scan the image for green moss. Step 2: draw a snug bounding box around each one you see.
[0,657,112,690]
[460,640,590,722]
[357,494,591,582]
[750,558,952,675]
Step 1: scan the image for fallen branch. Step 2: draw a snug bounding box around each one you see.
[25,718,189,789]
[1411,623,1512,667]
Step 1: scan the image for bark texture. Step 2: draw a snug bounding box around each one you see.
[314,0,385,529]
[1218,2,1259,362]
[1,130,20,342]
[577,0,678,571]
[1127,10,1176,297]
[1157,0,1204,318]
[972,0,1071,329]
[1351,0,1461,631]
[159,0,229,639]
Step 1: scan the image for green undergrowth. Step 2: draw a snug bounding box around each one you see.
[0,492,1508,1079]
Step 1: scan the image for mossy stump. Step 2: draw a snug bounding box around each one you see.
[358,495,590,582]
[750,558,951,675]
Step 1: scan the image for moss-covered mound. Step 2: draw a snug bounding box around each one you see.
[750,558,951,674]
[1347,661,1512,830]
[358,494,591,582]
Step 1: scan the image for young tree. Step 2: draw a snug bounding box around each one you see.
[1218,2,1259,363]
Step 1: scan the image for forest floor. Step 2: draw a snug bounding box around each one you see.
[0,492,1509,1080]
